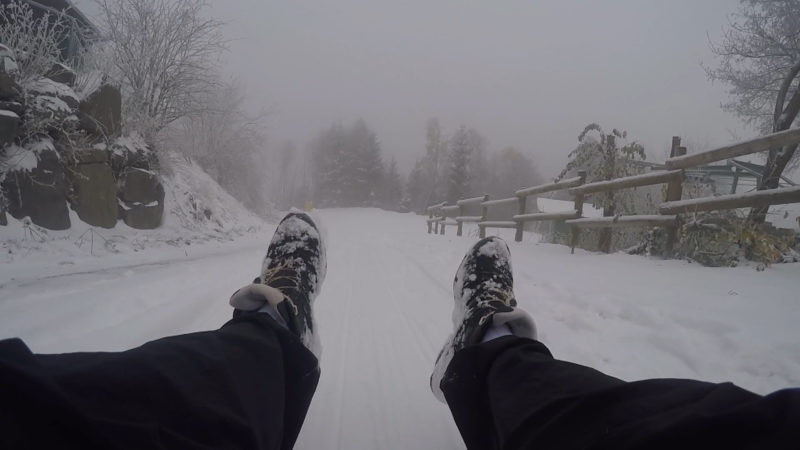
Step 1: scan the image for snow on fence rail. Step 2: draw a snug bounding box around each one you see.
[426,129,800,256]
[426,172,588,241]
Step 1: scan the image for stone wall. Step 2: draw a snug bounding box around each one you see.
[0,47,164,230]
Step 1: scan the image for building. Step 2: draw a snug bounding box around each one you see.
[0,0,97,63]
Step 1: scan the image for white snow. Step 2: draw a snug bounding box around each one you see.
[536,197,603,217]
[113,133,150,156]
[0,109,19,118]
[1,208,799,449]
[3,145,38,172]
[663,186,800,210]
[2,139,55,172]
[1,156,265,270]
[768,203,800,231]
[33,95,71,113]
[26,77,79,103]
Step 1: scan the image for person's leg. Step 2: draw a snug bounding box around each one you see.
[443,335,800,450]
[0,312,318,450]
[1,210,327,450]
[431,237,800,450]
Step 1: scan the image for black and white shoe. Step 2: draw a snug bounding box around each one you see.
[230,211,327,358]
[430,236,537,402]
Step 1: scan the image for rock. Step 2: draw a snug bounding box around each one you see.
[0,66,21,101]
[79,85,122,137]
[46,63,76,86]
[110,147,153,176]
[27,78,79,110]
[0,109,21,146]
[0,44,17,76]
[27,94,78,134]
[72,146,109,164]
[68,162,118,228]
[0,44,14,62]
[118,168,165,229]
[120,202,164,229]
[0,100,24,116]
[2,149,71,230]
[119,168,164,204]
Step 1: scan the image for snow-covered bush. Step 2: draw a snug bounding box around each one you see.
[0,1,68,83]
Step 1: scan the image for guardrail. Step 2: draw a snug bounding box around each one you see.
[426,129,800,257]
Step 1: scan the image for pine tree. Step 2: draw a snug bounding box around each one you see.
[350,120,384,206]
[422,118,447,205]
[405,157,427,212]
[447,125,471,203]
[381,157,403,210]
[311,120,385,207]
[489,147,543,198]
[465,127,489,197]
[311,123,348,207]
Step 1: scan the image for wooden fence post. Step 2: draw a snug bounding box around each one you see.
[570,171,587,254]
[440,204,446,235]
[427,209,433,234]
[456,204,464,237]
[664,138,686,257]
[514,195,526,242]
[479,194,489,239]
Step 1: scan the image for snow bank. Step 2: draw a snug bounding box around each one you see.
[0,155,270,277]
[0,208,797,450]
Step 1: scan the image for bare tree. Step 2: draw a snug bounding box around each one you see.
[165,80,271,215]
[705,0,800,223]
[93,0,225,143]
[0,1,68,83]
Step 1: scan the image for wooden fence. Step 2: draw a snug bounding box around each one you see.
[426,128,800,256]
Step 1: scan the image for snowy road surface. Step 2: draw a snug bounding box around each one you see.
[2,208,799,449]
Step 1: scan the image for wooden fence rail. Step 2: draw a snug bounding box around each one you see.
[426,129,800,257]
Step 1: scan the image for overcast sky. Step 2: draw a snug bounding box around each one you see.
[76,0,748,178]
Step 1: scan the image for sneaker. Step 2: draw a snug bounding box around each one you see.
[430,236,536,402]
[230,211,327,357]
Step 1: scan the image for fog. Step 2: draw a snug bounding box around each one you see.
[209,0,745,177]
[75,0,746,178]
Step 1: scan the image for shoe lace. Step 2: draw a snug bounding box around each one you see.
[477,283,515,326]
[261,261,300,316]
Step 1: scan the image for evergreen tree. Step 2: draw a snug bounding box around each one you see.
[349,119,384,206]
[489,147,543,198]
[422,118,447,205]
[405,157,428,212]
[465,127,490,197]
[311,123,348,207]
[310,120,386,207]
[447,125,471,203]
[381,157,403,210]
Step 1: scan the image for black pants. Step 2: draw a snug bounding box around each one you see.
[2,315,798,449]
[442,336,800,450]
[0,313,318,450]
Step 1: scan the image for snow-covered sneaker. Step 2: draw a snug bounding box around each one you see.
[430,236,537,402]
[230,211,327,358]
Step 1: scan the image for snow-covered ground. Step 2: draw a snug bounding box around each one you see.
[1,208,799,449]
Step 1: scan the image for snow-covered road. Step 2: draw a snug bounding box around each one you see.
[2,208,799,449]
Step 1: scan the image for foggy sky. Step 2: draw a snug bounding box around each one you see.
[77,0,747,178]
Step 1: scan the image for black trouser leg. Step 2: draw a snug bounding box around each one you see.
[442,335,800,450]
[0,312,319,450]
